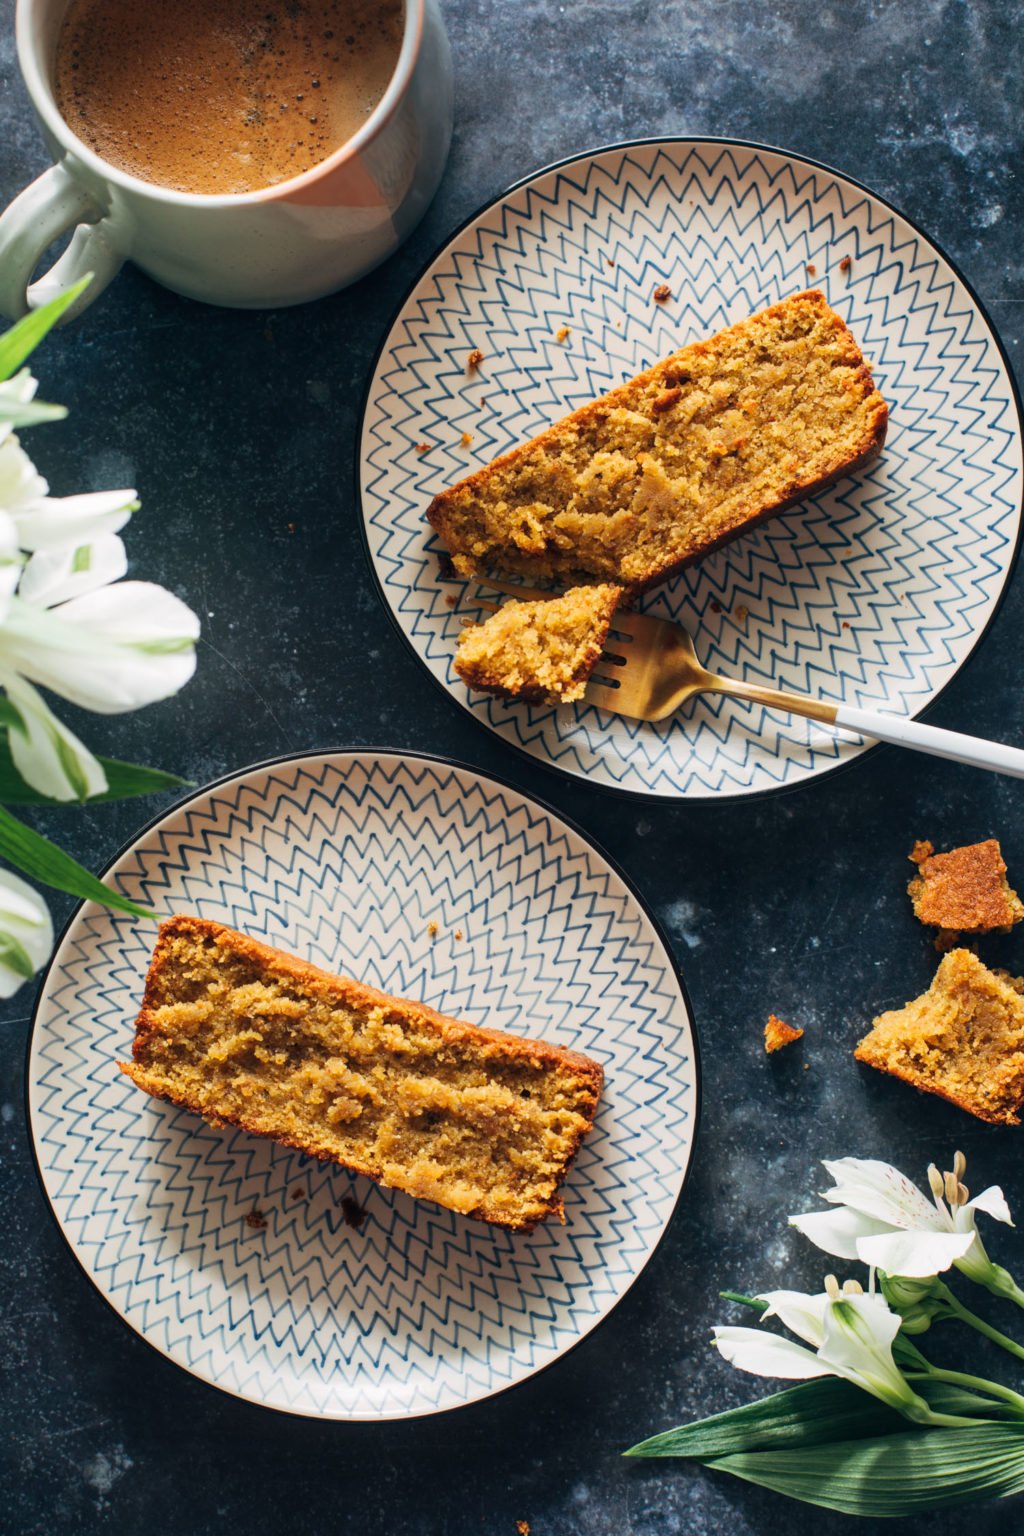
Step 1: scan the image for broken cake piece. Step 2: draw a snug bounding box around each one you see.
[908,838,1024,949]
[764,1013,804,1053]
[854,948,1024,1125]
[454,583,623,704]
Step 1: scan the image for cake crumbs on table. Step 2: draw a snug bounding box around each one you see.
[466,348,485,372]
[415,441,430,454]
[427,919,439,937]
[652,282,672,303]
[842,620,851,630]
[245,1207,268,1230]
[460,431,474,447]
[454,928,464,941]
[340,1195,368,1230]
[806,261,817,276]
[764,1014,804,1053]
[555,325,571,342]
[516,1523,531,1536]
[839,255,853,272]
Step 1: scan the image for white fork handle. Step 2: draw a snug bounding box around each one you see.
[835,704,1024,778]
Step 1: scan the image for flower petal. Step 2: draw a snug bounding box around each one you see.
[18,535,128,608]
[10,488,138,552]
[857,1228,975,1278]
[1,672,108,801]
[0,867,52,997]
[713,1327,830,1381]
[963,1185,1014,1228]
[757,1290,829,1349]
[790,1206,893,1260]
[0,586,199,714]
[821,1157,941,1231]
[0,433,48,507]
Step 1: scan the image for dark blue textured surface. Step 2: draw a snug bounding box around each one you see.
[1,2,1022,1531]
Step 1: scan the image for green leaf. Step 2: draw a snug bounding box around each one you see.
[0,931,37,981]
[0,805,154,918]
[624,1378,1006,1461]
[704,1423,1024,1515]
[0,734,190,804]
[0,277,93,381]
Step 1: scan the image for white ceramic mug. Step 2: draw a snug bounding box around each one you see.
[0,0,453,319]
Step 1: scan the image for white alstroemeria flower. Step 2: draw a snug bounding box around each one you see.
[791,1155,1024,1305]
[17,534,127,609]
[714,1277,970,1427]
[0,868,53,998]
[0,370,66,443]
[1,671,107,801]
[0,429,137,550]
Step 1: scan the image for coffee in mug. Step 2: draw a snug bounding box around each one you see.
[55,0,405,196]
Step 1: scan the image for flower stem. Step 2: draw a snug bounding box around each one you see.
[939,1283,1024,1362]
[905,1365,1024,1417]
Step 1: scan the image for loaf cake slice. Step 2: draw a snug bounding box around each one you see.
[428,290,887,590]
[854,949,1024,1125]
[120,916,603,1230]
[455,583,623,704]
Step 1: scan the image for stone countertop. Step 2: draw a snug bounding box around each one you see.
[1,2,1022,1533]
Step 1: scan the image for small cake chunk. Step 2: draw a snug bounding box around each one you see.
[764,1014,803,1053]
[908,838,1024,947]
[854,949,1024,1125]
[454,584,623,704]
[120,916,603,1231]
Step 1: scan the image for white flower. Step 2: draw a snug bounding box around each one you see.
[791,1155,1023,1305]
[0,370,66,442]
[714,1276,958,1425]
[0,429,137,551]
[0,868,52,997]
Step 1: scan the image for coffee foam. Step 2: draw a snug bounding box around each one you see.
[56,0,404,196]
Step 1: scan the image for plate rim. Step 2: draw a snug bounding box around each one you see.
[355,134,1024,804]
[24,744,703,1421]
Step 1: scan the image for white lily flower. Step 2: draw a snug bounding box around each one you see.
[715,1277,970,1427]
[17,534,127,609]
[0,429,137,551]
[1,671,107,802]
[791,1154,1024,1305]
[0,584,199,715]
[0,370,66,442]
[0,868,52,997]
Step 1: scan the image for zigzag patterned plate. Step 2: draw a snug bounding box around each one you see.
[360,139,1023,798]
[27,751,697,1419]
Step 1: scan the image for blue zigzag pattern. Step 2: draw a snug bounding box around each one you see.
[361,142,1023,798]
[29,752,696,1419]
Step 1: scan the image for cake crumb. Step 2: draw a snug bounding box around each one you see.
[839,256,852,272]
[460,431,474,447]
[290,1186,306,1201]
[454,928,464,941]
[245,1207,268,1230]
[841,620,851,630]
[467,349,485,372]
[765,1014,804,1053]
[286,522,296,534]
[803,1062,810,1071]
[444,595,458,608]
[709,599,723,614]
[415,442,430,454]
[909,839,934,866]
[517,1524,531,1536]
[606,256,615,267]
[908,838,1024,941]
[340,1195,368,1230]
[806,262,817,276]
[734,604,749,622]
[556,325,570,342]
[427,920,439,938]
[653,283,672,303]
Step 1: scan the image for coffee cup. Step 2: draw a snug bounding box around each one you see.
[0,0,453,320]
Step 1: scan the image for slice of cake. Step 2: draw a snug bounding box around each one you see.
[120,916,603,1231]
[854,949,1024,1124]
[454,583,623,704]
[427,290,887,591]
[908,838,1024,948]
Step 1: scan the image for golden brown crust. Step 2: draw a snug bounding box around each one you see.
[907,838,1024,936]
[122,916,603,1232]
[764,1014,803,1053]
[427,290,888,592]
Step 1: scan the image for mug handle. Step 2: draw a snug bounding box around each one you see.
[0,163,125,323]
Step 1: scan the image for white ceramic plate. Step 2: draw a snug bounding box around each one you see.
[359,139,1023,799]
[27,751,698,1420]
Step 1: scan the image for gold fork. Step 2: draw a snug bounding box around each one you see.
[466,579,1024,778]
